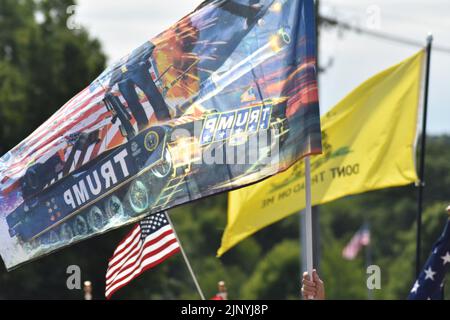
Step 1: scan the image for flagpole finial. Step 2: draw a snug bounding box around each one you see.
[426,33,434,44]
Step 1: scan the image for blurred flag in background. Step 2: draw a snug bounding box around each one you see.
[342,224,371,260]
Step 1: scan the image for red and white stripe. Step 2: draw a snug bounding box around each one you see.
[0,90,121,192]
[342,227,371,260]
[2,90,106,173]
[0,74,168,194]
[0,89,105,176]
[105,221,180,299]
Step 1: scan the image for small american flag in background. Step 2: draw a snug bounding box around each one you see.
[342,224,371,260]
[105,212,180,299]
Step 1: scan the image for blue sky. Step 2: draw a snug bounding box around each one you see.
[76,0,450,134]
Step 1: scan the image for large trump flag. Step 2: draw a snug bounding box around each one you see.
[218,50,426,256]
[0,0,321,270]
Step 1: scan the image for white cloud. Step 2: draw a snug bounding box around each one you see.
[319,0,450,134]
[76,0,203,62]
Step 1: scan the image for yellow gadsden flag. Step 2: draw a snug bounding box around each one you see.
[218,49,426,256]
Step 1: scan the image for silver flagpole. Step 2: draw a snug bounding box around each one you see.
[304,156,314,299]
[165,212,206,300]
[415,34,433,278]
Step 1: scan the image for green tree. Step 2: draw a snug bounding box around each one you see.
[0,0,106,298]
[1,0,450,301]
[241,240,301,300]
[0,0,106,153]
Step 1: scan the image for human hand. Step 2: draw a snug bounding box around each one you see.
[301,269,325,300]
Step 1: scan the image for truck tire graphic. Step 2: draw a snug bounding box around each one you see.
[74,215,89,235]
[105,196,124,218]
[24,238,39,252]
[44,230,60,245]
[128,180,149,215]
[151,148,173,179]
[60,223,74,241]
[88,206,106,231]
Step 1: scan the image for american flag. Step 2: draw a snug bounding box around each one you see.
[105,211,180,299]
[342,224,371,260]
[408,216,450,300]
[0,60,163,196]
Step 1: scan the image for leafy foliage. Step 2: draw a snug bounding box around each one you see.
[0,0,106,154]
[1,0,450,300]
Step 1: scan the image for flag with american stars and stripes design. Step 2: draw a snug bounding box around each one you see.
[0,0,321,270]
[408,215,450,300]
[342,224,371,260]
[105,212,180,299]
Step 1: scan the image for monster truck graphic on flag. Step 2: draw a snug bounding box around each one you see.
[0,0,321,270]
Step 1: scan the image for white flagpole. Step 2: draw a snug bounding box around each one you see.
[304,156,314,299]
[166,212,206,300]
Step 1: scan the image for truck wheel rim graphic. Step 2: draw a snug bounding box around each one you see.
[105,196,124,217]
[88,206,106,231]
[74,216,88,235]
[128,180,149,214]
[46,230,59,244]
[60,223,74,241]
[25,239,40,251]
[151,148,173,178]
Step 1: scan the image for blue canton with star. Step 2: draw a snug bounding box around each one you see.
[139,212,169,241]
[408,218,450,300]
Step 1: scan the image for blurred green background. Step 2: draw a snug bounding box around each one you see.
[0,0,449,300]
